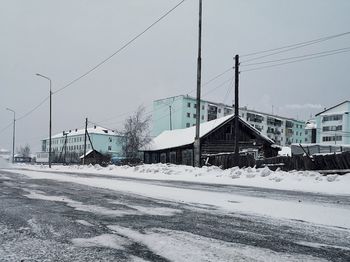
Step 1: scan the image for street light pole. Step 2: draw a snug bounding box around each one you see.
[6,108,15,164]
[36,73,52,168]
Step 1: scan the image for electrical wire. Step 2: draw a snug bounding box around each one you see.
[241,47,350,67]
[241,48,350,73]
[0,122,13,134]
[16,96,50,121]
[241,30,350,60]
[53,0,186,95]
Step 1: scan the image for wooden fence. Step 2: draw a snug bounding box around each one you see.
[205,151,350,171]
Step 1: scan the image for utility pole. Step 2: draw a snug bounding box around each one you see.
[36,73,52,168]
[63,131,68,164]
[194,0,202,167]
[6,108,15,164]
[234,54,240,165]
[83,118,88,165]
[169,105,172,130]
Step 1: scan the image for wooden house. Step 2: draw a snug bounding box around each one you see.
[80,149,110,166]
[142,115,279,166]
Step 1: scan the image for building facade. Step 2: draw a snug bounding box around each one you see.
[40,126,124,162]
[315,101,350,145]
[152,95,306,146]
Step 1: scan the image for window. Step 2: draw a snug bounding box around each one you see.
[201,115,204,120]
[187,113,190,118]
[322,114,343,122]
[193,114,197,118]
[186,123,190,128]
[218,108,221,113]
[202,105,204,110]
[108,146,112,151]
[194,103,197,109]
[109,137,112,142]
[187,102,191,108]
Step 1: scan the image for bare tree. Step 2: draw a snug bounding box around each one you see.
[119,105,151,159]
[18,144,31,157]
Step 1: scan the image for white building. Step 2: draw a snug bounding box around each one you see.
[315,100,350,145]
[40,126,124,163]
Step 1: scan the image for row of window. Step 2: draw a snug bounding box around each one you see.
[187,102,205,110]
[322,136,342,142]
[322,115,343,122]
[322,125,342,132]
[51,136,115,145]
[186,113,204,120]
[52,144,91,152]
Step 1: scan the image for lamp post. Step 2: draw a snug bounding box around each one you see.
[6,108,15,164]
[36,73,52,168]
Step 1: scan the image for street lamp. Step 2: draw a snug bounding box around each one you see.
[6,108,15,164]
[36,73,52,168]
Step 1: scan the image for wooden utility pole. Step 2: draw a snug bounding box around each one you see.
[234,54,240,165]
[169,105,172,130]
[83,118,88,165]
[194,0,202,167]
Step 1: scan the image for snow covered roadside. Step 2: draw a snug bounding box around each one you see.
[13,163,350,195]
[4,168,350,229]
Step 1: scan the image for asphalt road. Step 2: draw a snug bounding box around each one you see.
[0,169,349,262]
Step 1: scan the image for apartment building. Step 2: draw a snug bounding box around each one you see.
[315,100,350,145]
[40,126,124,158]
[152,95,306,146]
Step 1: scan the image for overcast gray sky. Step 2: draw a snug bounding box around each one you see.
[1,0,350,152]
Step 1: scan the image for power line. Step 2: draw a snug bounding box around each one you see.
[16,96,50,121]
[241,47,350,67]
[241,48,350,73]
[0,122,13,135]
[53,0,186,95]
[241,30,350,61]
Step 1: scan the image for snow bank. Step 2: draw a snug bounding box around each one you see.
[15,163,350,195]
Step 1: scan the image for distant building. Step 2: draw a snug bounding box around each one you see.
[152,95,306,146]
[143,114,279,166]
[315,100,350,145]
[0,148,10,161]
[40,126,124,163]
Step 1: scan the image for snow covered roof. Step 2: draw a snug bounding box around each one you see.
[305,120,316,129]
[45,126,119,140]
[315,100,350,116]
[80,149,93,159]
[143,114,274,151]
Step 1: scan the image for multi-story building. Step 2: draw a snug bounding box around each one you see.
[315,100,350,145]
[40,126,124,161]
[304,119,317,144]
[152,95,306,146]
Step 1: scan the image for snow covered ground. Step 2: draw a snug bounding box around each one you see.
[5,163,350,229]
[13,163,350,195]
[1,164,350,261]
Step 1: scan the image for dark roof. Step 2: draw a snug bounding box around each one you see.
[315,100,350,116]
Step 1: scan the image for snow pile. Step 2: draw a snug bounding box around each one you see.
[13,163,350,195]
